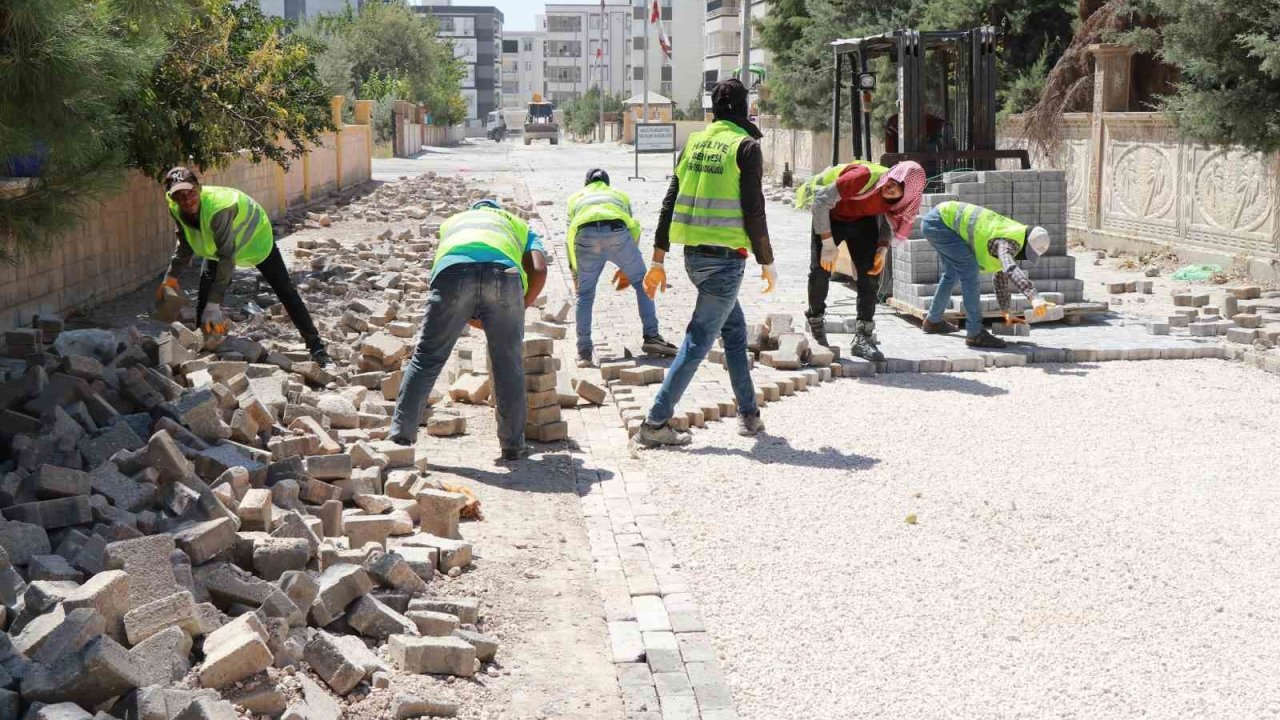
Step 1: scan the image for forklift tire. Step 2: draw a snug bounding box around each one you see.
[524,138,531,146]
[550,137,559,146]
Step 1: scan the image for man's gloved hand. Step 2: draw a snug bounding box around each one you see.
[156,276,179,302]
[468,318,483,330]
[1031,295,1054,319]
[1002,311,1027,325]
[868,246,889,276]
[819,237,838,273]
[613,269,631,291]
[201,303,228,336]
[761,264,778,294]
[643,262,667,299]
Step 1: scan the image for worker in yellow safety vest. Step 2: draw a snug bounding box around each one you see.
[389,200,548,462]
[920,201,1055,349]
[566,168,677,367]
[159,167,330,365]
[636,78,776,448]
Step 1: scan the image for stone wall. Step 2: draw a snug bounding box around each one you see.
[0,97,374,331]
[756,116,865,182]
[1002,45,1280,282]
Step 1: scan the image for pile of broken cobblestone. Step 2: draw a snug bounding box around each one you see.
[0,172,528,720]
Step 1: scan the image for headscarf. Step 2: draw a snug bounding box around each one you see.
[710,79,763,139]
[853,160,926,243]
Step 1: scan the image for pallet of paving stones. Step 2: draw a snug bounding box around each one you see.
[886,297,1110,323]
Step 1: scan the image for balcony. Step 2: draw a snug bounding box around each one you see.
[706,1,740,20]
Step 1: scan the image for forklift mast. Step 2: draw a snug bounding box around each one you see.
[830,27,1017,180]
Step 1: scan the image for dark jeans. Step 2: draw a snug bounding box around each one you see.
[390,263,526,449]
[197,244,324,351]
[806,215,879,322]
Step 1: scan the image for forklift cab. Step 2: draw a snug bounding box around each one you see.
[829,27,1025,190]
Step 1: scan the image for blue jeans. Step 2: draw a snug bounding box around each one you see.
[574,224,658,355]
[390,263,526,449]
[646,251,758,425]
[923,208,984,337]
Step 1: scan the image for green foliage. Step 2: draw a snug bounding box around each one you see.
[756,0,1073,130]
[124,0,334,178]
[673,96,705,121]
[0,0,168,262]
[1130,0,1280,152]
[299,1,466,125]
[563,87,626,137]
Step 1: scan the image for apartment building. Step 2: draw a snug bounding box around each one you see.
[502,31,547,108]
[702,0,769,108]
[413,6,504,131]
[540,2,634,106]
[251,0,360,20]
[629,0,703,110]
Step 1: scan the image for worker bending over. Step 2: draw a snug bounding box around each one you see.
[807,160,926,361]
[159,167,330,365]
[390,200,548,461]
[567,168,677,367]
[638,78,776,447]
[920,201,1053,349]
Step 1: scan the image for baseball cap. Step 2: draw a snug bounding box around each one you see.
[585,168,610,186]
[472,199,501,210]
[164,167,199,197]
[1025,226,1050,265]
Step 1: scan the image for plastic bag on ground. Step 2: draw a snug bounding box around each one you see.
[1171,264,1222,281]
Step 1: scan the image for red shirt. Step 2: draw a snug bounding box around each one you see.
[831,165,893,222]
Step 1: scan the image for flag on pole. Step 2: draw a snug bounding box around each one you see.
[650,0,672,60]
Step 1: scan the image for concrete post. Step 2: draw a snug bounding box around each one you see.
[354,100,375,170]
[1085,45,1135,230]
[330,96,346,128]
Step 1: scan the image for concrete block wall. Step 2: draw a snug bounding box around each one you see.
[1,104,373,331]
[891,169,1084,314]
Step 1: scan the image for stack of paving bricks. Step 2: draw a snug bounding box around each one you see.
[891,169,1083,316]
[1163,287,1280,346]
[523,335,569,442]
[0,172,520,720]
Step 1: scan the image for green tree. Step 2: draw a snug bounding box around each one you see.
[123,0,334,177]
[563,88,626,137]
[1125,0,1280,152]
[0,0,169,262]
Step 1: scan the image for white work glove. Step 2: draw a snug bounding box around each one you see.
[819,237,838,272]
[201,303,228,336]
[760,264,778,294]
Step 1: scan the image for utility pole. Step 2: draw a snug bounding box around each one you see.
[598,0,605,143]
[739,0,751,93]
[642,0,650,126]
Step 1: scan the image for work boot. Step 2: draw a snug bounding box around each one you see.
[965,330,1008,349]
[738,412,765,437]
[500,445,534,462]
[309,346,333,367]
[922,318,959,335]
[850,320,885,362]
[806,315,829,347]
[641,334,678,357]
[635,421,692,448]
[576,349,593,368]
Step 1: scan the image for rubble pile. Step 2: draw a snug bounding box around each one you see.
[0,172,534,720]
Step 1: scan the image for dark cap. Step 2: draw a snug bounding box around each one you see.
[585,168,610,186]
[711,79,749,117]
[163,167,199,197]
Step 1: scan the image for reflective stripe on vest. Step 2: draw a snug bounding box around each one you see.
[167,186,274,268]
[936,201,1028,274]
[434,208,531,290]
[566,182,641,271]
[670,121,750,250]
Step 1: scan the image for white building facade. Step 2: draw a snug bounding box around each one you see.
[502,31,547,108]
[702,0,769,109]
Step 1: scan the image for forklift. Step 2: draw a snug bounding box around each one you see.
[829,27,1029,190]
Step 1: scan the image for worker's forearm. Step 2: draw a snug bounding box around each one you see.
[650,248,667,264]
[524,270,547,308]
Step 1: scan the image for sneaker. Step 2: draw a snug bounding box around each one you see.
[922,318,959,334]
[500,445,533,462]
[389,434,413,447]
[850,333,885,362]
[806,316,829,347]
[965,330,1008,349]
[641,334,678,357]
[635,421,691,447]
[738,413,765,436]
[576,351,594,368]
[310,347,333,367]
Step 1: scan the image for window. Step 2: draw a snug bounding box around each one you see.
[704,69,718,92]
[634,37,645,51]
[525,61,531,71]
[502,39,518,53]
[523,39,533,52]
[547,15,581,32]
[633,67,644,80]
[661,66,672,81]
[589,13,601,30]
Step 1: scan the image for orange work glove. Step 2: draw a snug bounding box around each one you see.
[867,246,888,276]
[643,263,667,299]
[156,276,180,302]
[613,270,631,291]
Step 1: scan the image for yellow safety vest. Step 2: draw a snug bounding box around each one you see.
[435,208,532,290]
[566,181,641,272]
[167,186,273,267]
[794,161,889,209]
[670,121,750,250]
[937,201,1028,273]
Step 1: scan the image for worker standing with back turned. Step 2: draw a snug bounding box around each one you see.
[806,159,927,361]
[637,78,776,447]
